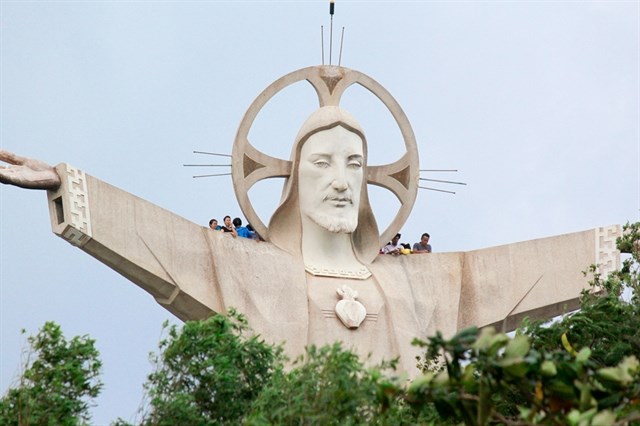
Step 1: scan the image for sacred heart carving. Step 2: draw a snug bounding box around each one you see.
[335,285,367,329]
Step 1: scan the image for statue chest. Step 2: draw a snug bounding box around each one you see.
[305,274,398,363]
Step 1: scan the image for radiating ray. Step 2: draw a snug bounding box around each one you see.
[419,177,466,186]
[193,150,232,158]
[192,173,232,178]
[419,186,456,194]
[183,164,231,167]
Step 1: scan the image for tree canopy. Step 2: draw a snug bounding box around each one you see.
[0,322,102,425]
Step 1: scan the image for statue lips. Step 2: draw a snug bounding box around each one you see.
[324,195,353,208]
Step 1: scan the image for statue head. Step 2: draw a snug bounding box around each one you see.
[269,106,380,264]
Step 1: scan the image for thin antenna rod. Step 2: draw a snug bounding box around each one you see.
[419,186,456,195]
[329,0,335,65]
[193,173,232,178]
[419,169,458,172]
[183,164,231,167]
[419,177,467,186]
[321,25,325,65]
[193,150,231,158]
[338,27,345,66]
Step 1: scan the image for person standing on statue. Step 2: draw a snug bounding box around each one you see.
[233,217,252,239]
[412,233,432,253]
[382,233,402,255]
[220,215,237,237]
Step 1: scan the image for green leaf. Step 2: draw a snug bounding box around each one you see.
[517,406,532,421]
[498,357,529,378]
[576,407,597,423]
[576,347,591,364]
[548,379,576,399]
[590,410,616,425]
[408,373,434,394]
[461,364,477,392]
[567,409,580,426]
[540,360,557,377]
[433,370,449,386]
[487,333,510,356]
[472,327,496,351]
[504,335,530,359]
[597,367,624,384]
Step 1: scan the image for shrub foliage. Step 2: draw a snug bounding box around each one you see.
[0,322,102,426]
[138,309,283,425]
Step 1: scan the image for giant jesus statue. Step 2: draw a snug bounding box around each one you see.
[0,66,620,376]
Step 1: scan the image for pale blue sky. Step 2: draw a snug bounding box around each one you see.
[1,1,638,423]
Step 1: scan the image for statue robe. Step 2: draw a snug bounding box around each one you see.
[46,163,621,376]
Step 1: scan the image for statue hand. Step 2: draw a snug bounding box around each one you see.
[0,150,61,190]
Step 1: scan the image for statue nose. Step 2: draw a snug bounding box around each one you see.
[331,179,348,191]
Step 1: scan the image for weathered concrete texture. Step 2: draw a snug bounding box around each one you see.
[47,163,309,358]
[47,163,620,377]
[459,230,604,332]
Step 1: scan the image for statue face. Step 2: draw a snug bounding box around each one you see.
[298,126,364,233]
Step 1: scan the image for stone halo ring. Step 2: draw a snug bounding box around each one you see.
[231,65,419,247]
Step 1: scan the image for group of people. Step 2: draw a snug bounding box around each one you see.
[208,216,262,241]
[381,232,432,255]
[209,216,431,254]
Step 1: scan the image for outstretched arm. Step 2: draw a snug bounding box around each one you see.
[0,150,61,190]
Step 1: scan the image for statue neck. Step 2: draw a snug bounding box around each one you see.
[300,215,371,280]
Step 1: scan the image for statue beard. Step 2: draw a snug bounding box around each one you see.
[306,210,358,234]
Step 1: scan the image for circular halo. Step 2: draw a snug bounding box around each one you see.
[231,65,419,247]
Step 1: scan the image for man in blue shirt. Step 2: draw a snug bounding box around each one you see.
[233,217,253,239]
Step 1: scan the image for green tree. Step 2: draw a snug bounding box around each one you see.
[0,322,102,426]
[138,309,283,425]
[246,342,442,425]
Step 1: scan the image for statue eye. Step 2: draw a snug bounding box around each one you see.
[313,160,330,168]
[347,160,362,169]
